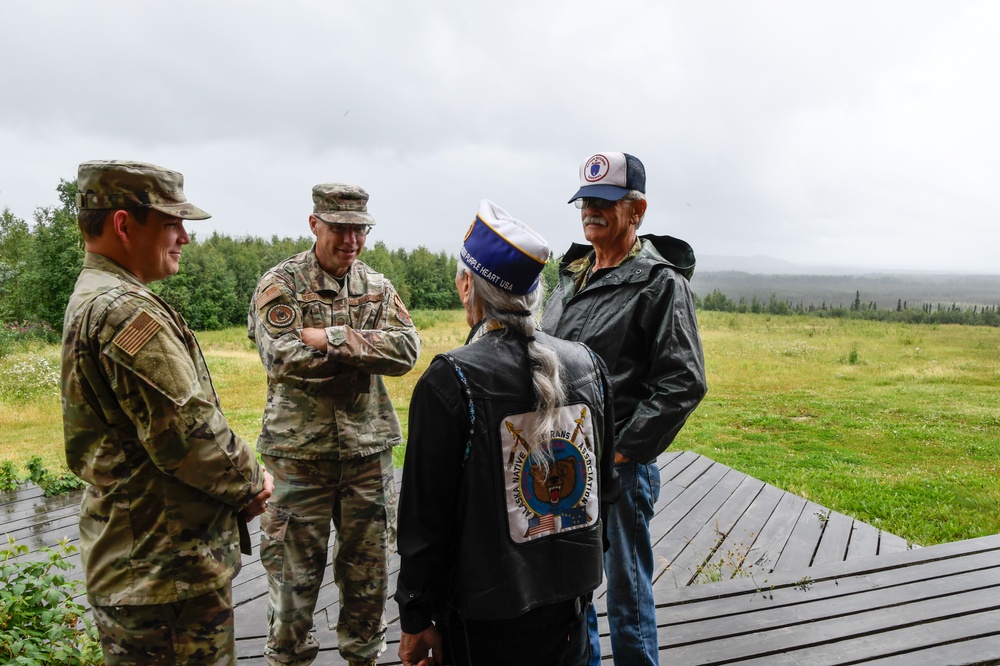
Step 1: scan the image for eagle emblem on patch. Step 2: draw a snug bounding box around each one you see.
[113,311,162,356]
[266,304,296,328]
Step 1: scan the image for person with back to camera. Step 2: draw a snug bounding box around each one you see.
[542,152,708,665]
[395,199,620,665]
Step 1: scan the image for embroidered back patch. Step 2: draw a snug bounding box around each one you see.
[501,403,599,543]
[113,311,162,356]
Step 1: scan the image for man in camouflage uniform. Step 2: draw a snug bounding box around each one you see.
[249,183,420,666]
[62,160,274,665]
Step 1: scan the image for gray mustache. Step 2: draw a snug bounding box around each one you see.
[583,216,607,227]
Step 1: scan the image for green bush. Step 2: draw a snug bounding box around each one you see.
[0,537,102,665]
[0,321,60,359]
[0,461,19,492]
[26,457,84,497]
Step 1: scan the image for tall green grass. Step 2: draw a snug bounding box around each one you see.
[2,310,997,545]
[683,312,1000,545]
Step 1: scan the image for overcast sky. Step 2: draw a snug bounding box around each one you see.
[2,1,997,273]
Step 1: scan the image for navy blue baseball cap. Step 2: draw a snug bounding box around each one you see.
[568,152,646,203]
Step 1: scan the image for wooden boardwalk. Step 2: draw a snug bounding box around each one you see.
[4,450,998,664]
[658,533,1000,665]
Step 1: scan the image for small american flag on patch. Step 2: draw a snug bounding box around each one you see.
[255,284,283,309]
[525,513,556,538]
[113,311,161,356]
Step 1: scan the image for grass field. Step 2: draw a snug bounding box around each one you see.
[2,310,998,546]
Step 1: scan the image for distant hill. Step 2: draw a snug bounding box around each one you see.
[698,254,826,274]
[697,254,998,277]
[691,265,1000,310]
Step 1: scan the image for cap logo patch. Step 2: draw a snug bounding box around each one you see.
[585,155,610,183]
[266,304,295,328]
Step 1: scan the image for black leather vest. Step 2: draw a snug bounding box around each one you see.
[440,329,613,621]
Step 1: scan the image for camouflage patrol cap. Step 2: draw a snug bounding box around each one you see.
[76,160,210,220]
[312,183,376,226]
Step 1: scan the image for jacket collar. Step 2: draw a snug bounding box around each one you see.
[83,252,148,289]
[305,245,361,294]
[466,319,507,345]
[564,239,641,292]
[558,234,697,283]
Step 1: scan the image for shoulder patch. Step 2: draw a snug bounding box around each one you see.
[394,294,413,326]
[266,304,296,328]
[113,311,162,356]
[256,284,283,309]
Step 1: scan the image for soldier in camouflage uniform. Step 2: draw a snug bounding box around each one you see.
[61,160,274,665]
[249,183,420,666]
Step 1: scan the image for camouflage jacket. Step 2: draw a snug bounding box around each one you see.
[61,253,266,606]
[248,247,420,460]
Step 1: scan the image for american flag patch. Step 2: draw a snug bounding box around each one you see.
[525,513,557,538]
[256,285,283,309]
[113,311,161,356]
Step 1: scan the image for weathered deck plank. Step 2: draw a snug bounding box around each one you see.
[657,533,1000,665]
[812,507,854,565]
[661,474,766,586]
[861,636,1000,666]
[845,517,881,560]
[5,451,995,665]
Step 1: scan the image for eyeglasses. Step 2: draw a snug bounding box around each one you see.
[573,197,619,210]
[328,224,372,237]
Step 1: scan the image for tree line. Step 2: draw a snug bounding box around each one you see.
[1,180,465,333]
[3,179,997,333]
[697,289,1000,327]
[692,270,1000,315]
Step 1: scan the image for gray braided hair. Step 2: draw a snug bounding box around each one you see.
[457,263,565,461]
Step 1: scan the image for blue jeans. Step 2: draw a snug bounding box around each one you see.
[588,460,661,665]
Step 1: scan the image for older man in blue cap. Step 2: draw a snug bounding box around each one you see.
[396,200,619,665]
[543,152,708,665]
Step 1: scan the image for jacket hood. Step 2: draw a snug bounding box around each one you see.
[559,234,697,281]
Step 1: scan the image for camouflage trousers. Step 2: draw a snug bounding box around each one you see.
[90,581,234,665]
[261,450,396,665]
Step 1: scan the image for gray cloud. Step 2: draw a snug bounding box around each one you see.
[1,1,997,273]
